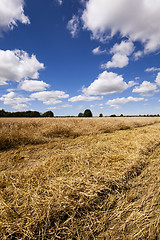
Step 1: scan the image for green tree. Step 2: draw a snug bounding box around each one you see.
[99,113,103,117]
[25,111,40,117]
[83,109,93,117]
[78,112,84,117]
[42,111,54,117]
[0,109,6,117]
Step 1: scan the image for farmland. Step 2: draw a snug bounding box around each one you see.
[0,117,160,239]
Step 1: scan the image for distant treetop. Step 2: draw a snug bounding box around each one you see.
[78,109,93,117]
[42,111,54,117]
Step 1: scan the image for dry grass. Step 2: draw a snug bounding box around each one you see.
[0,117,160,239]
[0,117,160,150]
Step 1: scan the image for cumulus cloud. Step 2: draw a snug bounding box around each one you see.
[67,15,80,38]
[146,67,160,72]
[30,91,69,105]
[82,71,135,96]
[92,46,106,55]
[102,41,134,69]
[0,91,30,110]
[69,95,102,102]
[110,41,134,56]
[133,81,157,96]
[103,53,129,69]
[0,50,44,85]
[0,0,30,34]
[19,80,49,92]
[106,96,145,108]
[82,0,160,53]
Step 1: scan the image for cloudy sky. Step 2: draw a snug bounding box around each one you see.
[0,0,160,116]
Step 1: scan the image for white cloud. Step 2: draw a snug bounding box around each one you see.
[48,104,72,110]
[19,80,49,92]
[92,46,106,55]
[30,91,69,105]
[82,71,135,95]
[106,96,145,106]
[102,41,134,69]
[109,105,121,110]
[134,51,143,60]
[146,67,160,72]
[57,0,63,5]
[155,72,160,86]
[47,106,59,110]
[0,0,30,34]
[13,103,29,111]
[82,0,160,53]
[110,41,134,56]
[106,96,145,109]
[0,91,30,110]
[104,53,129,69]
[0,80,8,86]
[61,104,72,108]
[0,50,44,85]
[133,81,157,96]
[69,95,102,102]
[90,103,103,108]
[67,15,80,38]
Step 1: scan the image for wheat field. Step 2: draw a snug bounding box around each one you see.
[0,117,160,239]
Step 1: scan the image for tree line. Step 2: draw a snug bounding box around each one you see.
[0,109,54,118]
[0,108,159,118]
[0,109,93,118]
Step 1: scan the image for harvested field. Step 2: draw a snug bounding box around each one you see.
[0,117,160,150]
[0,117,160,239]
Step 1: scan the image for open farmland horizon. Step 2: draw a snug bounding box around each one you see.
[1,108,160,118]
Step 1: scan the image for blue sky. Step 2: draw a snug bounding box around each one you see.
[0,0,160,116]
